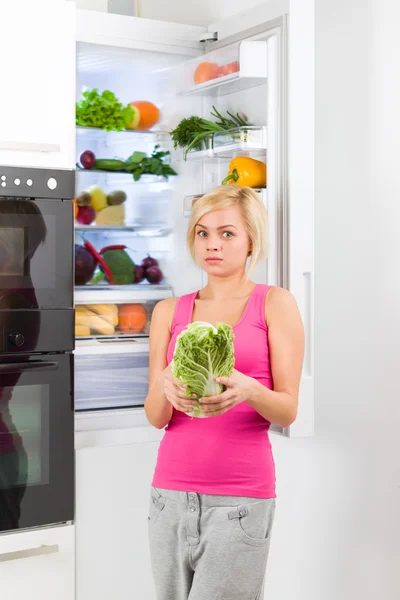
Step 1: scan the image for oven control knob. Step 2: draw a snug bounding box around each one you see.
[9,333,25,347]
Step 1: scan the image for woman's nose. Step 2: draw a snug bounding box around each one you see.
[207,237,220,251]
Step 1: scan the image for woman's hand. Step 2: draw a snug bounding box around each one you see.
[161,366,198,414]
[199,369,256,417]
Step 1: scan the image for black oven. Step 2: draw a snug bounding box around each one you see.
[0,166,74,354]
[0,353,74,532]
[0,166,75,533]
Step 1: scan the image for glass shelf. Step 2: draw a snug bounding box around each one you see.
[74,284,173,304]
[76,126,170,139]
[74,225,171,237]
[76,169,171,183]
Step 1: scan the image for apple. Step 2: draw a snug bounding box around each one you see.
[76,205,96,225]
[125,105,141,130]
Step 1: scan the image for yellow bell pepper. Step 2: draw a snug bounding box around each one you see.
[221,157,267,188]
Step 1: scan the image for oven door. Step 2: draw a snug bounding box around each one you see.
[74,339,149,411]
[0,353,74,533]
[0,196,73,311]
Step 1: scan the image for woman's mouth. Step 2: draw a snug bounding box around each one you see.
[206,257,223,264]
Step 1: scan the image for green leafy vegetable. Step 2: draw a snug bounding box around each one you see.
[81,146,177,181]
[76,88,134,132]
[170,105,249,159]
[171,321,235,418]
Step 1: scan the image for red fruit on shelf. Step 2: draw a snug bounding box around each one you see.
[141,254,159,270]
[145,266,163,284]
[76,205,96,225]
[133,265,145,284]
[80,150,96,169]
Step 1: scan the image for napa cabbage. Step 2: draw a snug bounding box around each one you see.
[171,321,235,418]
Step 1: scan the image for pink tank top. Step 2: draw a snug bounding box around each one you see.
[151,284,276,498]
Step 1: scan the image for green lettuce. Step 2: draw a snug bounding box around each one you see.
[171,321,235,417]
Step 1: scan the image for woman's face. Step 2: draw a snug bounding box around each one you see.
[194,205,251,278]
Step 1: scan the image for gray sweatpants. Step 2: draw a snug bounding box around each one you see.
[148,486,275,600]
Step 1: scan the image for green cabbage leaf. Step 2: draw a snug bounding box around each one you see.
[171,321,235,417]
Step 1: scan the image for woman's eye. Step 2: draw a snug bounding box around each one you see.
[197,230,206,237]
[222,231,233,238]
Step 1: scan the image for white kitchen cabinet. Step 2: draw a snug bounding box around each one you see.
[75,411,163,600]
[0,0,76,169]
[0,524,75,600]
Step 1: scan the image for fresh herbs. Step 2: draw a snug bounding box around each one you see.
[170,105,249,159]
[76,88,134,132]
[89,146,177,181]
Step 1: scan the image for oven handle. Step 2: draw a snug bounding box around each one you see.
[0,361,59,374]
[0,544,59,563]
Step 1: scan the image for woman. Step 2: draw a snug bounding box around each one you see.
[145,185,304,600]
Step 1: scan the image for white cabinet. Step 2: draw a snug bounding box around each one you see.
[0,524,75,600]
[75,413,163,600]
[0,0,76,169]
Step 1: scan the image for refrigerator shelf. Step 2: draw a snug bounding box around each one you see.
[76,169,172,183]
[178,41,267,97]
[74,284,174,304]
[74,225,172,237]
[76,126,170,139]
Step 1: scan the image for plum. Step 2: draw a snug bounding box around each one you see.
[141,254,159,270]
[80,150,96,170]
[145,266,163,284]
[133,265,145,283]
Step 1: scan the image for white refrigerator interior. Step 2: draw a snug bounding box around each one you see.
[74,7,313,433]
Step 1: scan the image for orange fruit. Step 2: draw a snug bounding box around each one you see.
[118,304,147,334]
[194,62,219,84]
[129,101,160,131]
[72,199,78,219]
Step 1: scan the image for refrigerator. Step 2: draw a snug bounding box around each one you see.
[73,4,314,439]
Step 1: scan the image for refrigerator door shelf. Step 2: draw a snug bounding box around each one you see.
[183,188,267,217]
[178,41,267,97]
[182,126,268,161]
[213,126,268,157]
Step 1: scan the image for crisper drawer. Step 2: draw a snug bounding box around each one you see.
[74,340,149,411]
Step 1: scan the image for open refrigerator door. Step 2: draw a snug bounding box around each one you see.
[73,8,313,439]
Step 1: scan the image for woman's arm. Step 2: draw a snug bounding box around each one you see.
[144,298,177,429]
[246,286,305,427]
[199,287,305,427]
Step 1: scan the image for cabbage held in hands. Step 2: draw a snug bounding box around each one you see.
[171,321,235,418]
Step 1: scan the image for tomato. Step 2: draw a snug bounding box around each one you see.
[193,62,220,84]
[216,62,240,78]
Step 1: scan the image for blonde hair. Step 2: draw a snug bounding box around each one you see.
[187,185,268,274]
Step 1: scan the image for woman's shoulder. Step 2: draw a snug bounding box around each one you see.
[264,285,301,327]
[153,290,196,331]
